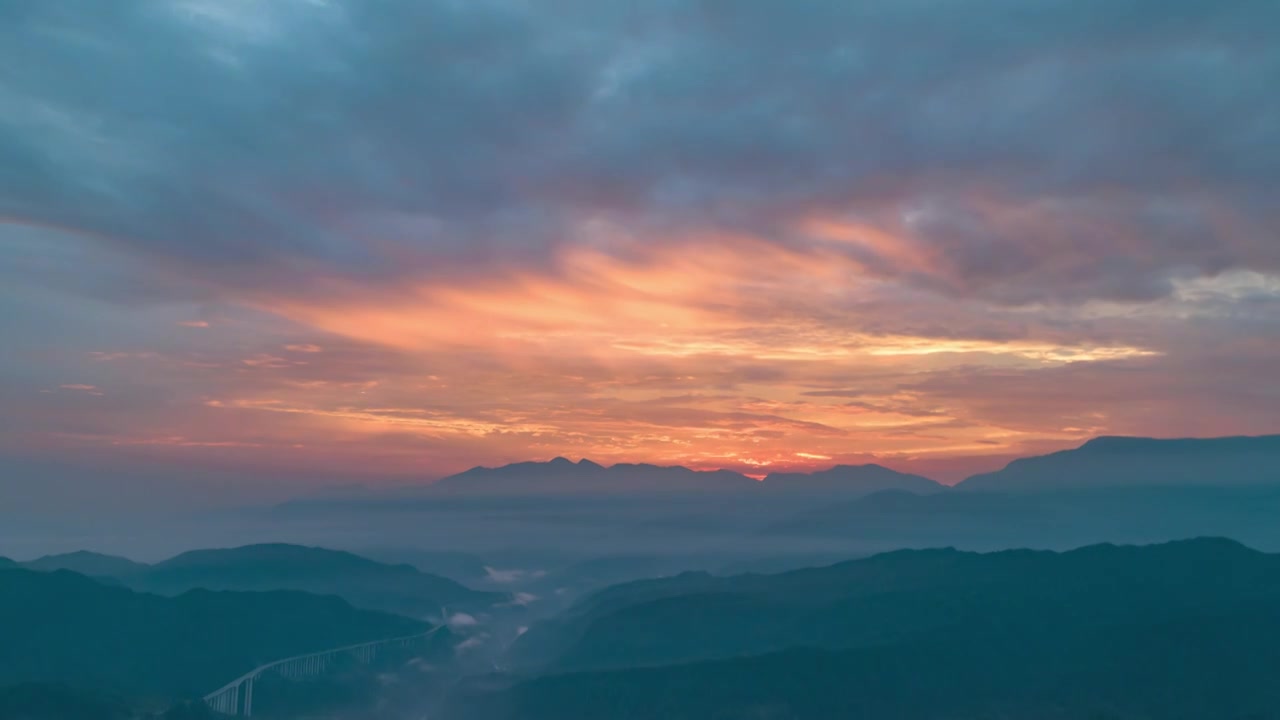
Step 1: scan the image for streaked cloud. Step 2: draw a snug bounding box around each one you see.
[0,0,1277,505]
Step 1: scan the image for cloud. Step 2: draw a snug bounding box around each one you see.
[0,0,1277,498]
[484,567,547,585]
[446,612,478,629]
[2,0,1276,303]
[241,354,306,369]
[453,635,488,653]
[1,0,600,282]
[498,592,540,608]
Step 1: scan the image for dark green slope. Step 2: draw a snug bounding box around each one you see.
[131,543,502,617]
[484,538,1280,719]
[514,538,1280,671]
[487,606,1280,720]
[0,568,426,699]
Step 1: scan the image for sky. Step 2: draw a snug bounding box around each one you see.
[2,0,1279,509]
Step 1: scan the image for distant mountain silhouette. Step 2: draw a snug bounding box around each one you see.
[511,537,1280,672]
[127,544,501,617]
[429,437,1280,497]
[431,457,757,495]
[960,434,1280,492]
[762,464,943,496]
[22,550,150,578]
[766,482,1280,550]
[431,458,942,497]
[0,568,426,699]
[0,556,15,569]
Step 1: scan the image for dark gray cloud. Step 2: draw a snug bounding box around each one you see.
[1,0,605,280]
[2,0,1277,304]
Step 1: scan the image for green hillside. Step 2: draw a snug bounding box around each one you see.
[0,568,427,700]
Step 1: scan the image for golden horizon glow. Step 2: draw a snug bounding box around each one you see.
[8,211,1272,487]
[103,225,1171,482]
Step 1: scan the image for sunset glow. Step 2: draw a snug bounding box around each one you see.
[2,0,1278,508]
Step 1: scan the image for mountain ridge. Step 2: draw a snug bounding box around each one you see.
[509,536,1279,673]
[0,567,428,698]
[761,464,944,495]
[21,550,150,577]
[960,433,1280,492]
[429,434,1280,496]
[431,458,940,496]
[124,543,503,617]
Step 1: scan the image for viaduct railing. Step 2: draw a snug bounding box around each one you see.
[203,626,444,716]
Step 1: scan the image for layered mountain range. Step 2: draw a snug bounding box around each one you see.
[8,544,503,618]
[0,567,428,698]
[455,537,1280,720]
[427,434,1280,496]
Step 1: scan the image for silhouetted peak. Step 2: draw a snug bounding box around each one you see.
[451,457,605,479]
[157,543,376,570]
[32,550,137,563]
[1065,537,1260,562]
[761,464,943,496]
[432,458,760,495]
[1080,434,1280,453]
[962,433,1280,492]
[21,550,149,577]
[47,550,96,559]
[227,542,317,553]
[767,463,931,480]
[1081,435,1137,447]
[1158,536,1257,554]
[1079,435,1164,452]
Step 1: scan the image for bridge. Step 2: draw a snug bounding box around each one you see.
[203,626,445,717]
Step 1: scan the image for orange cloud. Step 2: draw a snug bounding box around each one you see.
[125,227,1159,481]
[259,230,1154,370]
[23,211,1235,486]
